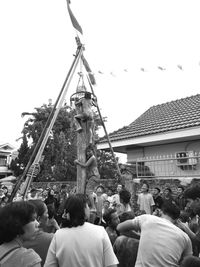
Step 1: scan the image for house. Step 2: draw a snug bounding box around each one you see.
[98,94,200,179]
[0,143,16,179]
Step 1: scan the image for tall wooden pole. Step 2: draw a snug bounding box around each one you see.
[76,123,87,193]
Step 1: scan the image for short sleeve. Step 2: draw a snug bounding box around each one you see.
[22,249,41,267]
[131,214,151,231]
[102,228,119,267]
[44,235,58,267]
[182,236,193,258]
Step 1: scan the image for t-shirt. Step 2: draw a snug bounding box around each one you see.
[44,222,118,267]
[113,235,139,267]
[137,193,155,214]
[23,230,53,266]
[132,214,192,267]
[0,239,41,267]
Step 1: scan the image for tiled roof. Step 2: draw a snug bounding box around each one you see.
[99,94,200,143]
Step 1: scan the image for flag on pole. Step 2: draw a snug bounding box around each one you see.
[66,0,83,35]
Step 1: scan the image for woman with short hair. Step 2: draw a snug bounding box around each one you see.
[23,199,54,266]
[0,201,41,266]
[44,194,118,267]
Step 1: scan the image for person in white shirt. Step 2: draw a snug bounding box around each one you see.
[137,183,155,214]
[117,202,192,267]
[44,194,118,267]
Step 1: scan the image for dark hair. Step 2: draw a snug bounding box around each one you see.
[62,194,87,228]
[184,185,200,200]
[103,208,117,225]
[30,188,37,193]
[119,211,135,223]
[181,255,200,267]
[0,201,36,244]
[28,199,46,218]
[161,202,180,220]
[47,204,56,219]
[178,185,185,191]
[107,187,113,193]
[154,187,161,193]
[47,189,54,199]
[96,185,104,191]
[119,189,131,204]
[179,211,190,223]
[85,91,92,99]
[164,187,172,193]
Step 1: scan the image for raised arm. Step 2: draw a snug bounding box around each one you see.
[74,155,95,168]
[117,219,139,234]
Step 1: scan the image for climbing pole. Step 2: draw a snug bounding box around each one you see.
[9,1,122,200]
[9,38,84,201]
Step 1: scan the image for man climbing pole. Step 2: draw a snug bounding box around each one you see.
[74,91,97,144]
[74,144,100,192]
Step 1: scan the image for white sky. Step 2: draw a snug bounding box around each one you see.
[1,0,200,154]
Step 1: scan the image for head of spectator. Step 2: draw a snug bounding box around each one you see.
[60,184,67,194]
[103,208,120,230]
[119,211,135,223]
[116,184,123,193]
[177,185,185,196]
[0,201,38,244]
[103,199,110,211]
[141,182,149,193]
[52,184,57,191]
[96,185,104,196]
[181,255,200,267]
[161,202,180,223]
[42,189,48,198]
[179,210,190,224]
[163,187,172,198]
[61,194,90,228]
[119,189,131,205]
[30,188,38,198]
[153,187,161,196]
[184,184,200,216]
[47,189,55,199]
[28,199,49,230]
[107,187,114,197]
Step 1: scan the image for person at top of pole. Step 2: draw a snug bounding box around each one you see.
[74,91,96,144]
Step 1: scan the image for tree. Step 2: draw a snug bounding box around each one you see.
[11,101,119,182]
[12,103,77,181]
[97,149,119,179]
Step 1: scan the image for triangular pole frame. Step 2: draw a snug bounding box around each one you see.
[9,39,84,202]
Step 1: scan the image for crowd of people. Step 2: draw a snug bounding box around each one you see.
[1,181,200,266]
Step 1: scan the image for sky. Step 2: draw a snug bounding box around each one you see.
[1,0,200,156]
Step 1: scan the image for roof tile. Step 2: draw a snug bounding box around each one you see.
[99,94,200,143]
